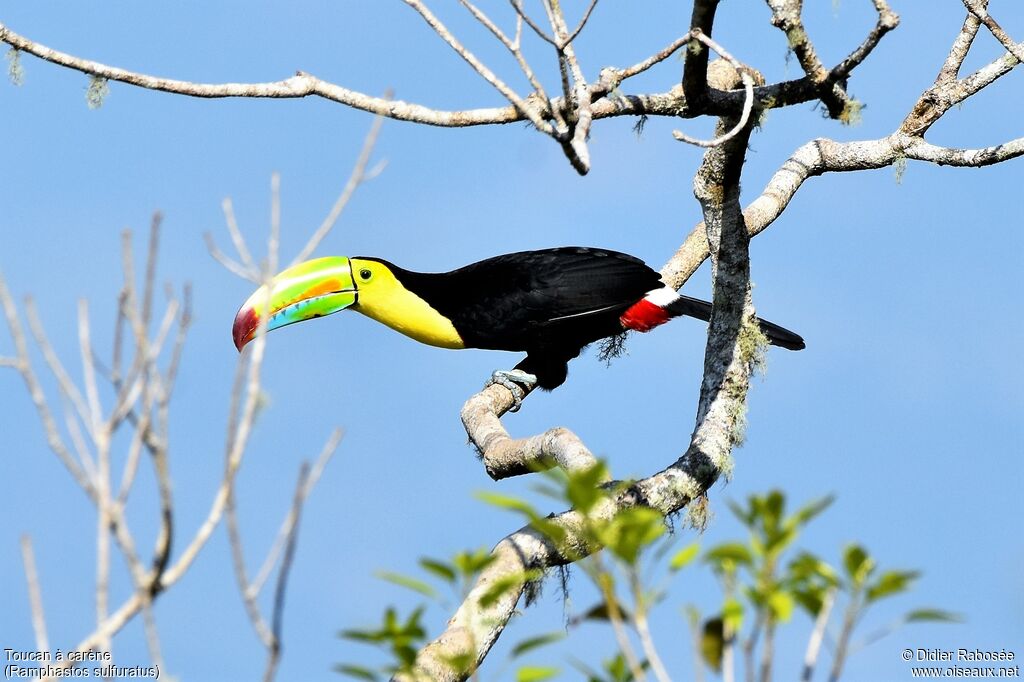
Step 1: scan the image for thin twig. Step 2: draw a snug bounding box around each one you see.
[223,198,258,274]
[20,535,50,656]
[801,588,837,682]
[141,213,161,330]
[400,0,554,134]
[24,298,93,433]
[564,0,600,47]
[592,558,646,682]
[630,568,671,682]
[963,0,1024,63]
[269,173,281,275]
[226,482,275,649]
[673,31,755,148]
[509,0,557,46]
[545,0,593,173]
[251,429,342,595]
[263,462,311,682]
[459,0,561,127]
[205,232,258,282]
[291,114,387,265]
[0,277,95,499]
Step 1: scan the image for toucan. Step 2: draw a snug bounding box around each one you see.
[232,247,803,397]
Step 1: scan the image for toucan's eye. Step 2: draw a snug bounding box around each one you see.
[359,268,372,281]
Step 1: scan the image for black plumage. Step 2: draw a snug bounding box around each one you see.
[367,247,804,390]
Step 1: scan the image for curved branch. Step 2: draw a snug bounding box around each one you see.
[0,22,524,126]
[399,0,554,134]
[902,135,1024,167]
[403,71,763,682]
[416,16,1024,665]
[673,31,756,148]
[963,0,1024,63]
[461,385,599,480]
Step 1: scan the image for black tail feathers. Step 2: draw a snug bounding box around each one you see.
[666,295,805,351]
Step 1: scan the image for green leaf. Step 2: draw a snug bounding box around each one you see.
[418,558,456,583]
[375,570,437,599]
[476,491,538,516]
[452,548,496,577]
[516,666,560,682]
[723,596,744,632]
[595,507,665,564]
[767,590,795,622]
[441,652,475,676]
[788,551,839,585]
[572,601,634,625]
[530,481,566,502]
[333,664,379,681]
[762,490,786,531]
[764,525,798,556]
[905,608,964,623]
[867,570,920,602]
[727,498,754,527]
[788,494,835,527]
[511,632,566,658]
[704,542,754,568]
[532,517,569,546]
[792,587,825,617]
[604,653,650,682]
[842,544,875,587]
[669,542,701,572]
[475,491,568,546]
[565,461,611,514]
[478,569,543,608]
[700,617,725,673]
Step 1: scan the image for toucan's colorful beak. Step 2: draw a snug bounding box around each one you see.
[232,257,357,351]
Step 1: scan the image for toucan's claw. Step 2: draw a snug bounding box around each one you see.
[486,369,538,412]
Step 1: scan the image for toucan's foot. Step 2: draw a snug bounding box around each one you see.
[485,369,538,412]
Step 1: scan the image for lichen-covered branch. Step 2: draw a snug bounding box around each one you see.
[402,63,760,682]
[763,0,898,118]
[406,5,1023,676]
[0,0,897,174]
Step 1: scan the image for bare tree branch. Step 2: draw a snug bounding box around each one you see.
[510,0,557,47]
[400,7,1023,676]
[0,21,529,126]
[801,587,837,682]
[20,535,50,656]
[762,0,899,118]
[5,3,1022,680]
[400,0,554,135]
[673,33,756,148]
[564,0,601,47]
[902,134,1024,166]
[682,0,720,105]
[291,113,387,265]
[402,60,763,682]
[251,429,342,597]
[0,276,96,499]
[963,0,1024,62]
[264,463,311,682]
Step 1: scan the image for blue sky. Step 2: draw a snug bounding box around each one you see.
[1,2,1021,681]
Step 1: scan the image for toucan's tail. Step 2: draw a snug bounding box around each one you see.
[620,288,805,351]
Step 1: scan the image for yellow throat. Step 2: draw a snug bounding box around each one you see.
[350,259,465,349]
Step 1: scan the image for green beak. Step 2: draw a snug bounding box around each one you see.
[232,256,357,351]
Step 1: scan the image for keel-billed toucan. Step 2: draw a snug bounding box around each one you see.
[232,247,804,393]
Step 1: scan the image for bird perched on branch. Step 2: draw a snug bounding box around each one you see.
[232,247,803,403]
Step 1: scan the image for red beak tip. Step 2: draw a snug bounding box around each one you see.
[232,308,259,352]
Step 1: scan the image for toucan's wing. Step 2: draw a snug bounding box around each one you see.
[437,247,662,349]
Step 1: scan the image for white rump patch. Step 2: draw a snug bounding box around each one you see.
[643,286,680,307]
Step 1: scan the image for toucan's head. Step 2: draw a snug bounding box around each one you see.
[231,257,366,351]
[233,256,456,351]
